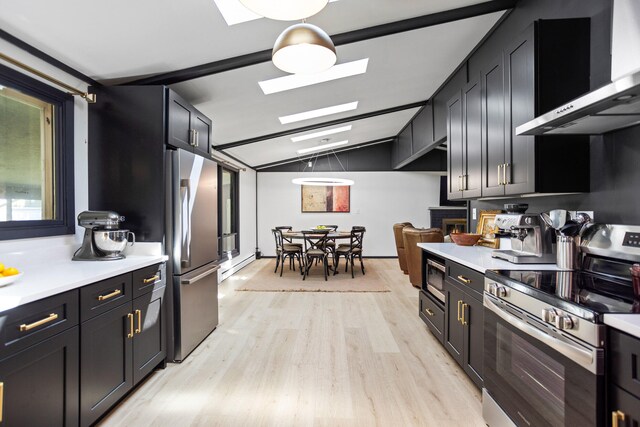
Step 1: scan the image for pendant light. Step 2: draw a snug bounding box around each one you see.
[273,23,337,74]
[291,149,354,186]
[238,0,328,21]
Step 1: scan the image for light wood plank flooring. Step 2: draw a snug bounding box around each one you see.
[99,259,484,427]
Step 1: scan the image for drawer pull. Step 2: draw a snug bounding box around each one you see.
[612,410,625,427]
[135,309,142,334]
[425,308,435,316]
[127,313,134,339]
[143,275,160,284]
[98,289,122,301]
[457,275,471,284]
[457,300,463,323]
[19,313,58,332]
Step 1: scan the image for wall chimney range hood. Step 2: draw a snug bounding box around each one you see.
[516,71,640,136]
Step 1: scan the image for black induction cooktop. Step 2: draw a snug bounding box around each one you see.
[486,269,638,316]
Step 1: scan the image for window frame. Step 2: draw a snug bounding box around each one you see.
[218,166,240,259]
[0,63,75,240]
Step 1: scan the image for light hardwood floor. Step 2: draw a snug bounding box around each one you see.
[99,259,485,427]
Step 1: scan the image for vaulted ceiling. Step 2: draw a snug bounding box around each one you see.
[0,0,512,168]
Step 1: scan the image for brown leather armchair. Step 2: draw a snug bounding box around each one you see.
[403,227,445,288]
[393,222,413,274]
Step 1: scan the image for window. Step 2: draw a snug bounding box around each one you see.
[0,64,74,240]
[219,167,239,258]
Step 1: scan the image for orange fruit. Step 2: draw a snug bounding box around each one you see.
[0,263,4,273]
[3,267,19,276]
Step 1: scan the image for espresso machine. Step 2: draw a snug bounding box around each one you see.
[491,213,556,264]
[73,211,134,261]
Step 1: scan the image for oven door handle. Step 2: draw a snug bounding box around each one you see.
[484,297,598,374]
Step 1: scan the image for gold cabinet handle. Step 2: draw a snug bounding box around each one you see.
[135,309,142,334]
[497,165,502,185]
[462,303,469,325]
[425,308,435,316]
[457,275,471,284]
[612,410,625,427]
[457,300,463,323]
[19,313,58,332]
[127,313,134,339]
[0,381,4,422]
[98,289,121,301]
[503,163,509,185]
[143,275,160,284]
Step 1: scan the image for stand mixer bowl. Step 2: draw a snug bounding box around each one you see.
[93,230,135,255]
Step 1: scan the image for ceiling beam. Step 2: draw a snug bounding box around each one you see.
[216,100,425,150]
[251,137,394,170]
[128,0,517,86]
[0,29,100,87]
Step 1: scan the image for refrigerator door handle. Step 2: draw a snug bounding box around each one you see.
[180,178,192,268]
[181,265,220,285]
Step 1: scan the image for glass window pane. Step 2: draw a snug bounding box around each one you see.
[0,85,56,222]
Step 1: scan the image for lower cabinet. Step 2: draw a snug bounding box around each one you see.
[609,328,640,427]
[0,326,79,427]
[80,286,166,426]
[419,290,445,344]
[610,386,640,427]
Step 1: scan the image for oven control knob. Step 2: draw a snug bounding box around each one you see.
[554,315,575,330]
[542,308,557,323]
[494,285,507,298]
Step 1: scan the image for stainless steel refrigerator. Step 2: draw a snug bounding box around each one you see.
[167,148,219,361]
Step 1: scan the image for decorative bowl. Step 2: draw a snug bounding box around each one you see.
[0,272,23,287]
[450,233,482,246]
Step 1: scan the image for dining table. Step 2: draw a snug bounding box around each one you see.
[282,230,352,240]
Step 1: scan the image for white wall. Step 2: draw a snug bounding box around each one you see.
[0,39,89,254]
[257,171,441,257]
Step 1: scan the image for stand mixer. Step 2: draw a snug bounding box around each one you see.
[73,211,135,261]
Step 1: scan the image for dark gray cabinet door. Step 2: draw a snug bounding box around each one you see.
[462,79,482,198]
[504,32,535,195]
[411,105,434,154]
[462,295,483,388]
[167,90,194,152]
[444,282,464,365]
[80,303,133,427]
[447,92,463,200]
[192,113,212,156]
[0,327,79,427]
[397,124,413,164]
[132,287,166,384]
[481,56,506,197]
[433,64,467,143]
[610,386,640,427]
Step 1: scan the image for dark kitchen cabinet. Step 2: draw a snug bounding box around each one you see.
[411,103,434,154]
[0,326,79,427]
[433,64,468,144]
[168,90,212,157]
[419,290,445,344]
[444,280,465,365]
[443,261,483,389]
[397,124,413,163]
[80,264,166,426]
[0,290,80,427]
[480,19,591,197]
[89,86,214,242]
[609,328,640,427]
[447,78,482,199]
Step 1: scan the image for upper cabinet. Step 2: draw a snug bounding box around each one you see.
[434,65,468,144]
[448,19,592,200]
[167,90,212,157]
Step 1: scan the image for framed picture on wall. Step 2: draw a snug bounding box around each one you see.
[301,185,350,213]
[476,210,501,249]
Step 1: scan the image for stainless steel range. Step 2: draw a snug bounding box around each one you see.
[483,224,640,427]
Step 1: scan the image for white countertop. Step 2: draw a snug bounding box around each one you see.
[604,314,640,339]
[417,242,562,273]
[0,243,167,313]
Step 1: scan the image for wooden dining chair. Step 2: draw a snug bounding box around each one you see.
[275,225,302,270]
[318,224,338,258]
[334,226,366,278]
[301,229,330,281]
[272,229,303,276]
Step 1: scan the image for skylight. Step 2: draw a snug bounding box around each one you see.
[297,140,349,154]
[215,0,339,26]
[279,101,358,125]
[291,125,352,142]
[259,59,369,94]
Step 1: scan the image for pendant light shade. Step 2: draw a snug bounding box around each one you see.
[272,23,337,74]
[238,0,328,21]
